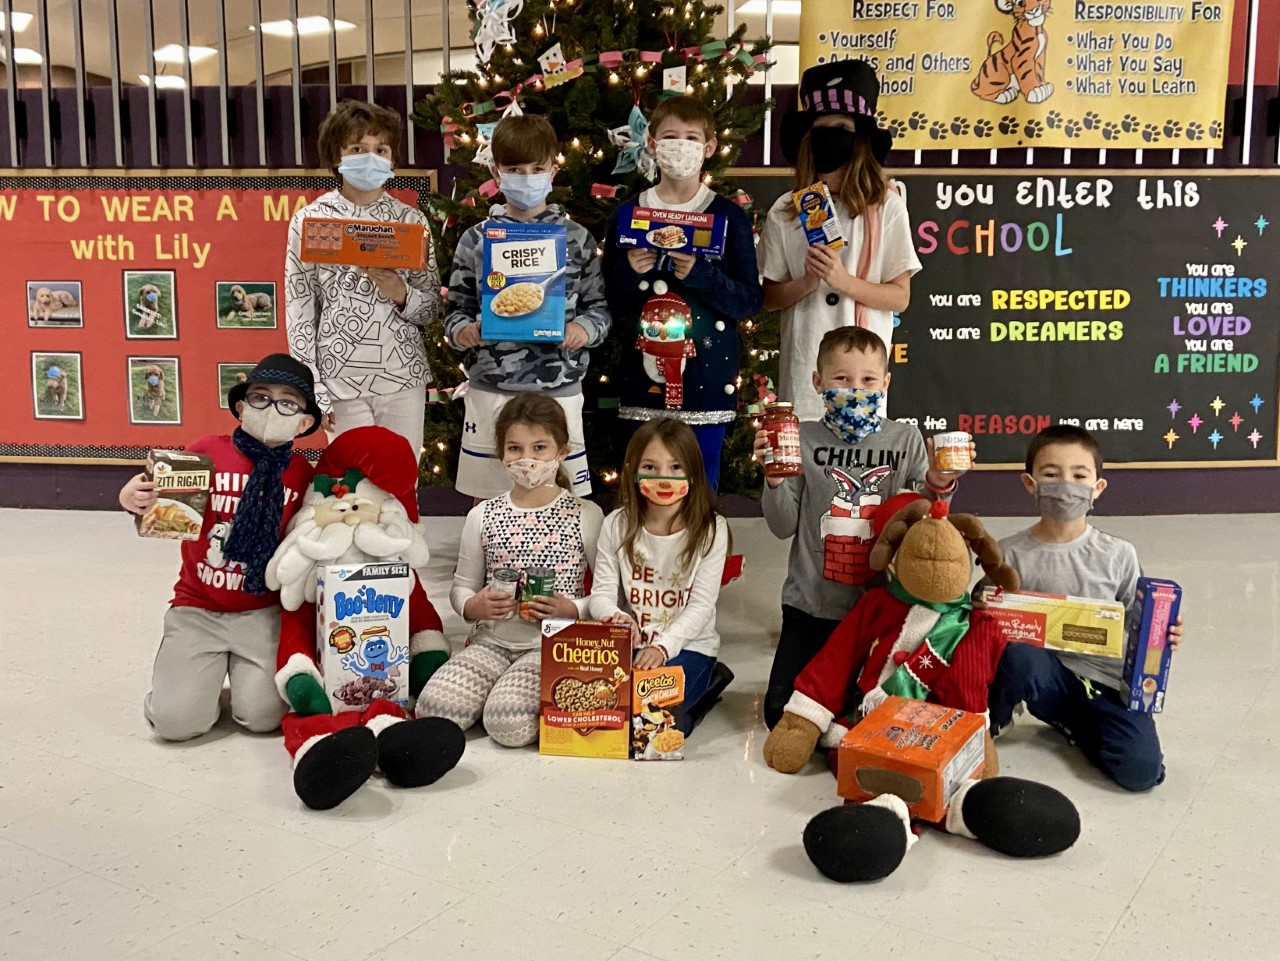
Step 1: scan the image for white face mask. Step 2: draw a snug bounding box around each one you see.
[654,139,707,180]
[505,457,560,489]
[240,405,302,447]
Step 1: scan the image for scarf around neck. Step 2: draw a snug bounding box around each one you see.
[221,427,295,594]
[879,577,973,702]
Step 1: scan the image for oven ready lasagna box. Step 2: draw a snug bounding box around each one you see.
[615,207,727,257]
[1122,577,1182,713]
[299,217,428,270]
[316,563,413,713]
[981,586,1127,659]
[136,449,214,540]
[480,221,567,343]
[539,619,632,759]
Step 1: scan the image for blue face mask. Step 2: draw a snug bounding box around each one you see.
[338,152,394,191]
[821,388,884,444]
[147,374,160,386]
[500,171,554,210]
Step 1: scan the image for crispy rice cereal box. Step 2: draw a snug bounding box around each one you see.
[316,563,413,713]
[631,666,685,760]
[299,217,427,270]
[480,221,567,343]
[539,619,632,759]
[136,449,214,541]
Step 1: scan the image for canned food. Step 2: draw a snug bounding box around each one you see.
[933,431,974,472]
[520,566,557,620]
[490,567,521,619]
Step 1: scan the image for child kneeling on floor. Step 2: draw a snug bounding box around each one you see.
[416,393,603,746]
[589,419,735,734]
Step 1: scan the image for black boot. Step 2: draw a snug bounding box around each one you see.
[377,716,466,789]
[802,803,910,883]
[293,725,377,811]
[956,777,1081,857]
[686,662,735,734]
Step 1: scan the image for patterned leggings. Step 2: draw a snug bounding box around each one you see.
[415,637,540,747]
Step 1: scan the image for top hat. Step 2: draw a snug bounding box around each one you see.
[779,59,893,166]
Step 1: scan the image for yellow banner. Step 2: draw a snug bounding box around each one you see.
[798,0,1235,151]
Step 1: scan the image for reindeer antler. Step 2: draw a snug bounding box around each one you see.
[948,514,1020,592]
[869,498,931,571]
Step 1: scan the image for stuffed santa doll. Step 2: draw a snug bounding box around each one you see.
[266,426,463,810]
[764,495,1080,882]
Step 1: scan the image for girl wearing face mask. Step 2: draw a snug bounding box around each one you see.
[589,419,735,736]
[417,394,603,748]
[759,60,922,423]
[284,100,441,459]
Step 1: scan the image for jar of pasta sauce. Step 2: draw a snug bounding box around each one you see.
[761,403,802,478]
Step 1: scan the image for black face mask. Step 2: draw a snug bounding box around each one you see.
[809,126,857,174]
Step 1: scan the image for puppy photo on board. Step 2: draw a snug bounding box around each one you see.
[27,281,83,327]
[124,270,177,338]
[31,352,84,420]
[217,362,256,408]
[127,356,181,424]
[216,281,277,328]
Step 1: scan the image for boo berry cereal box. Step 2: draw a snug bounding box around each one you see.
[539,619,632,759]
[316,563,413,712]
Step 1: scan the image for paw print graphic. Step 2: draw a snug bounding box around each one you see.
[1142,123,1161,143]
[998,115,1019,135]
[973,118,994,138]
[1186,121,1204,141]
[1063,119,1081,138]
[1121,113,1139,133]
[1082,111,1101,130]
[876,110,889,127]
[1209,120,1222,139]
[1045,109,1063,129]
[928,121,949,141]
[1102,121,1120,141]
[950,116,970,136]
[885,116,906,138]
[908,110,928,131]
[1163,119,1183,139]
[1023,119,1045,140]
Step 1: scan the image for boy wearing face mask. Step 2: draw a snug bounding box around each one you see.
[285,100,440,457]
[754,327,968,729]
[601,95,764,490]
[445,114,611,500]
[119,354,321,741]
[982,425,1184,792]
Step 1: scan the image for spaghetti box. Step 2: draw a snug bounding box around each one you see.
[299,216,427,270]
[615,207,727,257]
[982,586,1127,659]
[631,666,685,761]
[480,221,567,343]
[539,619,632,759]
[136,449,214,540]
[1123,577,1181,713]
[316,563,413,713]
[792,181,845,249]
[837,697,986,823]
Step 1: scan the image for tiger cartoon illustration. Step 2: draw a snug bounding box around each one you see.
[970,0,1054,106]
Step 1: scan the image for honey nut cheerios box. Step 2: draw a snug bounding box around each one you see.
[539,619,632,759]
[480,221,567,344]
[299,217,427,270]
[981,586,1127,659]
[316,563,413,713]
[631,666,685,761]
[137,449,214,541]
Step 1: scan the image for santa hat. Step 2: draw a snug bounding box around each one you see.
[314,426,420,522]
[870,492,925,542]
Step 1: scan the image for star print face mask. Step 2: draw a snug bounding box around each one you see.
[821,388,884,444]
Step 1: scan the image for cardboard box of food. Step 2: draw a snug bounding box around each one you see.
[792,181,845,249]
[539,619,632,759]
[299,217,428,270]
[631,666,685,760]
[137,449,214,540]
[615,207,727,257]
[316,563,413,712]
[1123,577,1181,713]
[837,696,986,822]
[480,221,567,343]
[981,586,1127,659]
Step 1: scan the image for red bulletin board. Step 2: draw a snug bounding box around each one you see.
[2,172,435,463]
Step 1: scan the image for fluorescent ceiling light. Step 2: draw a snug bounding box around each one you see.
[154,44,218,64]
[0,46,42,64]
[138,74,188,89]
[252,17,357,37]
[0,13,34,31]
[735,1,801,13]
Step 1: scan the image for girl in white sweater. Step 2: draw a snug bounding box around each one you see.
[589,419,733,734]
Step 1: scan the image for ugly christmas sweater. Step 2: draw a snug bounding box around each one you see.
[602,187,763,423]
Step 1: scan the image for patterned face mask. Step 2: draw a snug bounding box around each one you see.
[637,474,690,506]
[505,456,560,489]
[821,388,884,444]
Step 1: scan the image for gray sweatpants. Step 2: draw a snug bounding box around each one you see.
[144,605,288,741]
[415,636,540,747]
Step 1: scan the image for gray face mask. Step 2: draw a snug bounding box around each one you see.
[240,405,302,447]
[1032,480,1097,521]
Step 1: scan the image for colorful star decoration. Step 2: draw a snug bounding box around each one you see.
[1232,235,1248,256]
[1209,395,1225,416]
[1250,394,1265,414]
[1212,217,1227,237]
[1187,413,1204,433]
[1167,399,1181,418]
[1256,215,1270,236]
[1163,429,1179,449]
[1208,429,1223,449]
[1230,412,1244,431]
[1248,429,1263,449]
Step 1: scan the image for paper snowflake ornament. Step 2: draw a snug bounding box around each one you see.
[608,104,657,181]
[472,0,524,65]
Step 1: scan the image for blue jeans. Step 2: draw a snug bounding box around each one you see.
[667,649,716,735]
[989,643,1165,792]
[620,419,728,491]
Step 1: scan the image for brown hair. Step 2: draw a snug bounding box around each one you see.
[317,100,403,172]
[648,95,716,141]
[1025,425,1105,476]
[617,419,730,574]
[492,114,560,167]
[789,128,887,219]
[816,326,888,373]
[494,393,573,489]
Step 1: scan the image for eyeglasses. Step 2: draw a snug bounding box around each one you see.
[245,391,302,416]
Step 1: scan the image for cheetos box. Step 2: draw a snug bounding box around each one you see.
[316,563,413,713]
[981,587,1127,659]
[299,217,427,270]
[837,697,986,822]
[1122,577,1181,713]
[539,619,632,759]
[480,221,567,343]
[631,666,685,761]
[615,207,727,257]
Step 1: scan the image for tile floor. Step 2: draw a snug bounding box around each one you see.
[0,508,1275,961]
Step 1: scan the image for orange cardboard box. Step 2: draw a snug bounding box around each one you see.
[539,619,632,759]
[299,217,427,270]
[836,697,986,822]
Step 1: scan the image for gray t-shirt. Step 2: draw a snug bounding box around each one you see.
[993,526,1141,688]
[762,419,930,621]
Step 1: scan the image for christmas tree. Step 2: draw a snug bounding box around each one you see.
[412,0,777,495]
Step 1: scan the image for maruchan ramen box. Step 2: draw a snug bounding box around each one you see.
[615,207,727,257]
[299,217,428,270]
[792,182,845,249]
[631,666,685,760]
[837,697,986,822]
[1123,577,1182,713]
[137,449,213,540]
[480,221,567,343]
[316,563,413,712]
[981,586,1127,659]
[539,619,632,759]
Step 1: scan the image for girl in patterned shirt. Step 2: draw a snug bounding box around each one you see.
[416,394,602,746]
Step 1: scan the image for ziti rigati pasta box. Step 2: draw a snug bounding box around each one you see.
[136,449,214,540]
